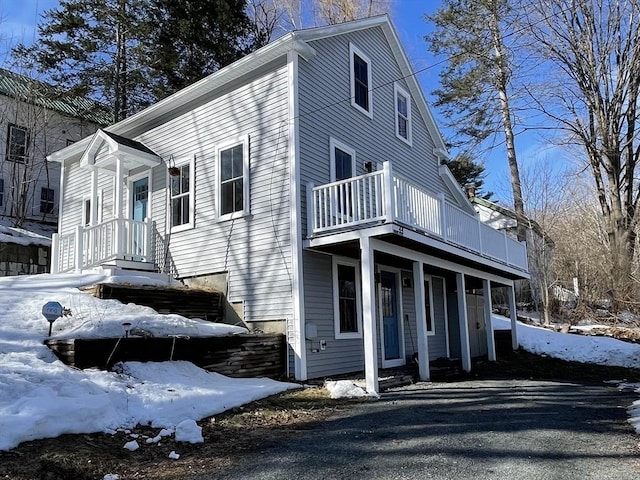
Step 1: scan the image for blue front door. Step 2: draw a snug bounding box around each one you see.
[131,177,149,258]
[132,177,149,222]
[381,271,400,361]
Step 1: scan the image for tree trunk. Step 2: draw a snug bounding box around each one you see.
[490,5,527,242]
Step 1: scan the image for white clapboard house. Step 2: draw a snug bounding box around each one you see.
[48,16,528,393]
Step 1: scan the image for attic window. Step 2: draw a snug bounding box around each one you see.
[394,83,412,145]
[350,43,373,118]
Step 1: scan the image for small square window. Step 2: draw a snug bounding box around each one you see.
[40,187,55,214]
[7,124,29,163]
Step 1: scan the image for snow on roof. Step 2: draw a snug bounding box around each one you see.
[0,218,55,247]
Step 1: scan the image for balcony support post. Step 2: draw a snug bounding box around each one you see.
[382,161,395,223]
[51,233,60,274]
[482,279,496,361]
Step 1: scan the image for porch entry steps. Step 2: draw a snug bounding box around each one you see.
[82,283,224,323]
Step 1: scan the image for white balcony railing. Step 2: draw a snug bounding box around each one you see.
[51,217,154,273]
[307,161,528,271]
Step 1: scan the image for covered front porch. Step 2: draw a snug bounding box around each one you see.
[51,129,163,274]
[361,238,520,393]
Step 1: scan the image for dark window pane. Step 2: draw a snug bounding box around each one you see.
[353,54,369,111]
[221,149,233,181]
[181,165,190,193]
[234,179,243,212]
[334,148,352,180]
[338,264,358,333]
[425,280,433,332]
[221,182,233,215]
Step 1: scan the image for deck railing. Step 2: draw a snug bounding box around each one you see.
[307,161,528,271]
[51,217,154,273]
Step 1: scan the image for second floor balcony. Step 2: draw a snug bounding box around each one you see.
[306,161,528,272]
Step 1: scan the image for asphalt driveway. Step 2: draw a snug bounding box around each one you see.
[202,379,640,480]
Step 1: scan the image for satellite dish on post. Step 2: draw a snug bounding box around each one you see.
[42,301,64,336]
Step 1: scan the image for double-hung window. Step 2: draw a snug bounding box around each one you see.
[40,187,55,214]
[333,257,362,339]
[394,83,412,145]
[349,43,373,118]
[7,124,29,163]
[170,157,195,232]
[424,278,435,335]
[216,135,249,220]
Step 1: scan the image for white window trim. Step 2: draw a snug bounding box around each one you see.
[425,274,436,336]
[329,137,356,182]
[82,190,103,226]
[169,156,195,233]
[394,83,412,146]
[332,256,363,340]
[349,43,373,119]
[216,134,250,221]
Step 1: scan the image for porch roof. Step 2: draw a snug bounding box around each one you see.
[80,129,162,173]
[305,224,529,282]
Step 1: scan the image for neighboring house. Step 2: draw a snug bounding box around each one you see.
[0,68,109,274]
[471,195,554,313]
[48,16,528,393]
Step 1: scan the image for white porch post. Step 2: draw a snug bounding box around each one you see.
[456,272,472,372]
[74,225,84,273]
[413,261,430,381]
[508,284,519,350]
[51,233,60,274]
[90,168,98,225]
[360,235,379,394]
[144,216,153,261]
[114,156,125,256]
[482,279,496,361]
[382,161,395,223]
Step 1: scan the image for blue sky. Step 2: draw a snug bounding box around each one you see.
[0,0,561,202]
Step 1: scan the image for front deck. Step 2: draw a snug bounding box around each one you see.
[51,217,157,273]
[307,162,527,272]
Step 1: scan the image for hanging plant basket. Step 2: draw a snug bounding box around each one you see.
[168,166,180,176]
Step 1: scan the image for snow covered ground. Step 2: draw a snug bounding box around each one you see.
[0,273,299,452]
[2,272,640,455]
[493,314,640,433]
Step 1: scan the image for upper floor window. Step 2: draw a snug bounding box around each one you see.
[216,135,249,220]
[394,83,412,145]
[170,157,195,232]
[7,124,29,163]
[333,257,362,339]
[40,187,55,214]
[349,43,373,118]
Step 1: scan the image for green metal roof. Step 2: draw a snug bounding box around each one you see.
[0,68,112,126]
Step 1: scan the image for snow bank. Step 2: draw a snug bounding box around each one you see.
[492,315,640,369]
[0,273,299,451]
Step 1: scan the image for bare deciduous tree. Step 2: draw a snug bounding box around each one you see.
[314,0,393,24]
[528,0,640,307]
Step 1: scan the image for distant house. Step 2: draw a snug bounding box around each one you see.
[48,16,529,392]
[0,68,109,274]
[470,195,554,309]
